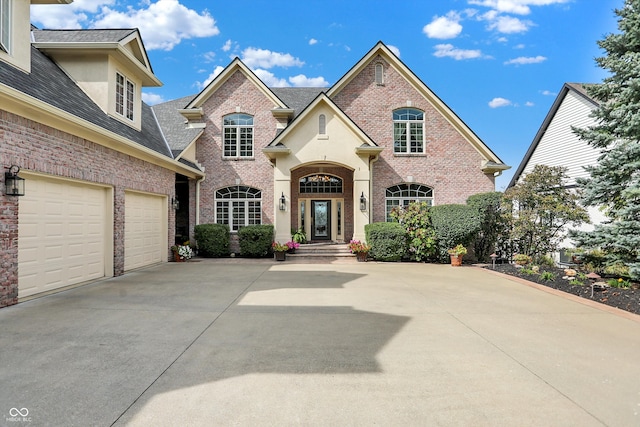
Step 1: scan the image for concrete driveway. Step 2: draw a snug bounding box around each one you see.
[1,259,639,426]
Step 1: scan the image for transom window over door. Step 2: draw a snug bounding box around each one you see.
[116,72,135,121]
[385,183,433,221]
[299,174,343,193]
[393,108,424,154]
[215,186,261,231]
[223,113,254,158]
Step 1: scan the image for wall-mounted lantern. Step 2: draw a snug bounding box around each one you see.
[359,192,367,211]
[171,197,180,210]
[279,192,286,211]
[5,165,25,197]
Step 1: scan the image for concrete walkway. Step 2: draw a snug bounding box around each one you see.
[1,259,639,426]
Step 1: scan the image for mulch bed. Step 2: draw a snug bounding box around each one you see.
[484,263,640,316]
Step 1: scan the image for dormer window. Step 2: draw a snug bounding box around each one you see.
[116,72,135,121]
[0,0,10,53]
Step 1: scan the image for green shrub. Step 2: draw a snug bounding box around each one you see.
[466,192,505,262]
[194,224,230,257]
[238,225,274,257]
[430,204,482,263]
[540,271,556,281]
[365,222,407,261]
[534,255,556,267]
[389,201,437,261]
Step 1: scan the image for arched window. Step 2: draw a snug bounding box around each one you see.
[319,114,326,135]
[393,108,424,154]
[215,185,262,231]
[385,183,433,221]
[299,174,343,194]
[375,63,384,85]
[223,113,254,158]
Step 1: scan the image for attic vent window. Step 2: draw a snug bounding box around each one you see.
[375,63,384,85]
[0,0,10,53]
[319,114,326,135]
[116,72,135,121]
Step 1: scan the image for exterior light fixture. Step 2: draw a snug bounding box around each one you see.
[5,165,25,197]
[171,197,179,210]
[279,192,286,211]
[359,192,367,211]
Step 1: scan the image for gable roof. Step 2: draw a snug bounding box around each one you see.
[264,92,380,158]
[328,41,509,172]
[152,94,203,155]
[507,83,599,188]
[185,58,287,110]
[270,87,326,118]
[31,28,160,86]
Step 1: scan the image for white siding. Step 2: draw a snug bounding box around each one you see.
[522,90,601,186]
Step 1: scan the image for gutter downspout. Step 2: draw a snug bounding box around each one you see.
[195,174,205,226]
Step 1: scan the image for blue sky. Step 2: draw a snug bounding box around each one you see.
[31,0,621,190]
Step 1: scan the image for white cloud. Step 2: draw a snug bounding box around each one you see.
[489,97,512,108]
[525,101,535,107]
[387,45,401,58]
[198,65,225,89]
[487,15,531,33]
[253,69,289,87]
[433,44,484,60]
[241,47,304,69]
[288,74,329,87]
[142,92,164,105]
[222,39,232,52]
[541,89,557,96]
[309,38,318,45]
[423,12,463,39]
[504,55,547,65]
[90,0,219,51]
[468,0,571,15]
[202,51,216,63]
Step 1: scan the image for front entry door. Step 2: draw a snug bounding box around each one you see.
[311,200,331,241]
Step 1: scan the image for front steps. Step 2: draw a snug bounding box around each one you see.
[287,242,355,262]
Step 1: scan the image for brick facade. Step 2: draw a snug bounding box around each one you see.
[332,55,496,223]
[0,109,176,308]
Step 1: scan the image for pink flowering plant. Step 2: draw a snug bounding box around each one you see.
[286,241,300,250]
[348,239,370,254]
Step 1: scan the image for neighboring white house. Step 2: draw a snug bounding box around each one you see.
[508,83,606,261]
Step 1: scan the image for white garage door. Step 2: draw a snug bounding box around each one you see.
[18,176,108,298]
[124,192,165,271]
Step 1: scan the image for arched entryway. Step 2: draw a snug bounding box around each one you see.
[290,165,354,242]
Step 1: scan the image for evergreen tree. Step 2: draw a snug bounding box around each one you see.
[572,0,640,279]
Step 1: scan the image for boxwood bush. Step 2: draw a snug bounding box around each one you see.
[194,224,230,257]
[365,222,407,262]
[430,204,482,262]
[238,225,274,257]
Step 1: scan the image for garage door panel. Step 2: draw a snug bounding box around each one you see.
[18,176,108,298]
[124,192,164,271]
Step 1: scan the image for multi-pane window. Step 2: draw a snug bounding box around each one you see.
[215,186,261,231]
[0,0,10,53]
[223,114,254,158]
[385,183,433,221]
[116,72,135,120]
[393,108,424,154]
[299,174,343,194]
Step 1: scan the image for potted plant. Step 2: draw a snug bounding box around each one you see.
[447,244,467,266]
[171,243,194,262]
[348,239,371,262]
[286,241,300,254]
[272,241,289,261]
[292,227,307,244]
